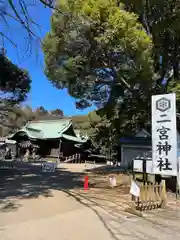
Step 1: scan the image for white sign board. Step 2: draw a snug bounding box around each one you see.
[146,160,153,174]
[42,162,56,173]
[133,159,143,172]
[133,159,152,174]
[152,93,177,176]
[85,161,96,170]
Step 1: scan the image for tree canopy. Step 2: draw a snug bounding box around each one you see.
[43,0,154,109]
[42,0,156,152]
[122,0,180,81]
[121,0,180,111]
[0,53,31,103]
[0,51,32,134]
[4,0,180,155]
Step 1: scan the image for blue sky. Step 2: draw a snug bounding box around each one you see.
[2,2,94,116]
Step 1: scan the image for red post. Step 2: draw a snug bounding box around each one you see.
[84,175,89,190]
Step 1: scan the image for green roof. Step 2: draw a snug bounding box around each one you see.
[10,119,87,143]
[62,133,86,143]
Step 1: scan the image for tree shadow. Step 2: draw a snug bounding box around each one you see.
[0,200,21,212]
[86,165,127,174]
[0,164,85,212]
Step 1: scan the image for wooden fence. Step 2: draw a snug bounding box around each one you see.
[64,154,81,163]
[132,180,167,211]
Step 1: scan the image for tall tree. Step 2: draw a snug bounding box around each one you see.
[0,51,31,134]
[0,105,35,135]
[43,0,154,133]
[122,0,180,90]
[90,0,180,153]
[0,52,31,103]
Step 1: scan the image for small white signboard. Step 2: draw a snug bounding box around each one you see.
[133,159,152,174]
[152,93,177,176]
[130,180,140,197]
[85,161,95,170]
[42,162,56,173]
[146,160,153,173]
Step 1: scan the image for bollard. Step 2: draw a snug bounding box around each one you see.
[84,175,89,190]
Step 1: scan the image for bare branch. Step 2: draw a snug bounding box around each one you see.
[0,32,17,47]
[39,0,56,9]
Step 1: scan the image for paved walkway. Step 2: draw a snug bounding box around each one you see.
[0,190,113,240]
[1,188,180,240]
[1,163,180,240]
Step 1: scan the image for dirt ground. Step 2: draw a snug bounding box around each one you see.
[1,163,180,240]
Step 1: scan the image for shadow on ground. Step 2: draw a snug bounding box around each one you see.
[0,164,85,212]
[85,165,128,174]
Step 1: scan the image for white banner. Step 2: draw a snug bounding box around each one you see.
[130,180,140,197]
[152,93,177,176]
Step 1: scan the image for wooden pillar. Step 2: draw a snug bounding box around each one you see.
[161,180,167,208]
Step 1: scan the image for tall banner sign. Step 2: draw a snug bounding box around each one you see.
[152,93,177,176]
